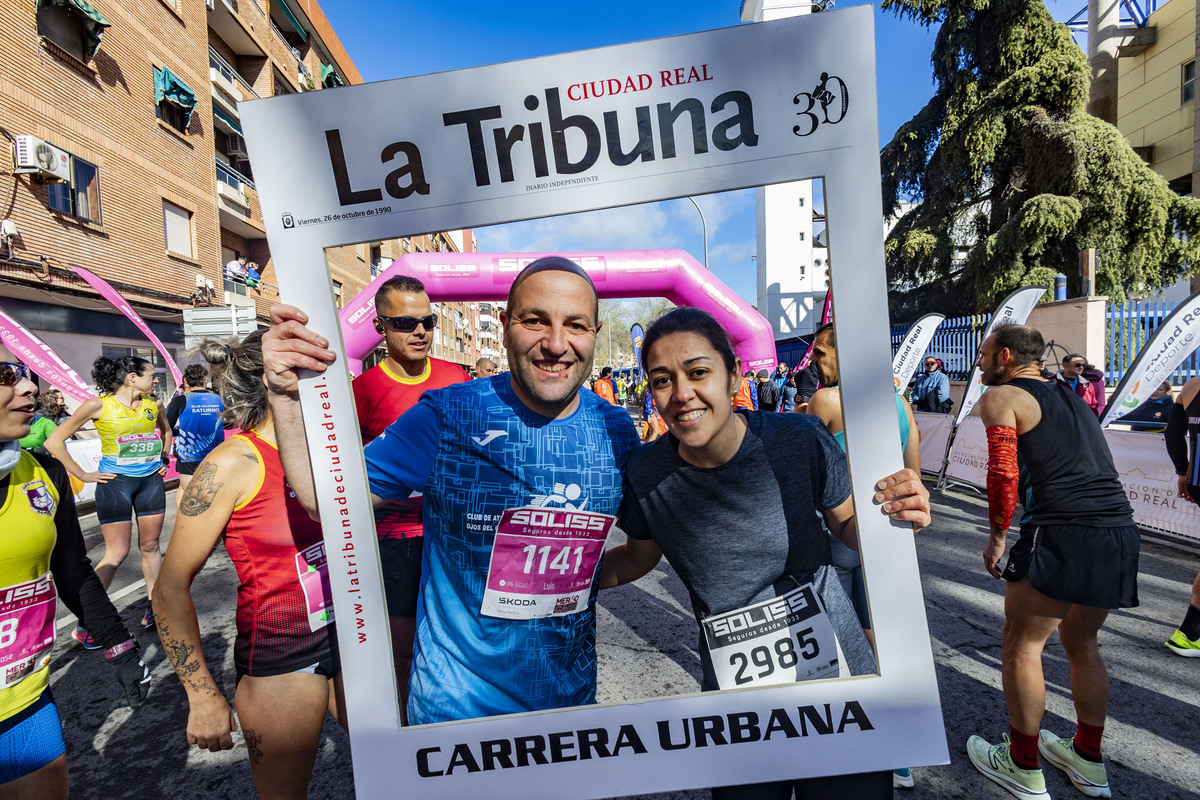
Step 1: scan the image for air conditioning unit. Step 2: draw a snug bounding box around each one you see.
[227,134,248,158]
[13,136,70,183]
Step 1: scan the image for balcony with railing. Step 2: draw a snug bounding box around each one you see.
[216,158,264,236]
[206,0,268,58]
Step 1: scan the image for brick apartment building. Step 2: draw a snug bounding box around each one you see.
[0,0,491,400]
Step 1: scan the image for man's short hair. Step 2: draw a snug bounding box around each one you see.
[814,322,836,348]
[1064,352,1085,365]
[600,367,613,377]
[476,357,495,369]
[183,363,208,388]
[507,256,599,320]
[376,274,426,305]
[991,323,1044,368]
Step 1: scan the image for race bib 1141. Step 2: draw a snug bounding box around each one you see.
[702,583,841,690]
[480,507,615,620]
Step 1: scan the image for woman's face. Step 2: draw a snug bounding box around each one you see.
[130,366,157,394]
[0,347,36,442]
[646,332,742,467]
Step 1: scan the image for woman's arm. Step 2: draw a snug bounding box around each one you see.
[154,399,173,474]
[154,441,255,751]
[44,398,112,483]
[899,396,922,473]
[598,536,664,589]
[822,467,932,550]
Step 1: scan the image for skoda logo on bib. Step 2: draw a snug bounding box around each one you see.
[480,503,614,620]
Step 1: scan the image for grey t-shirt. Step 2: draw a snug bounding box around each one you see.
[619,411,876,685]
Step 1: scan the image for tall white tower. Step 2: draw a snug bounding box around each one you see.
[741,0,830,340]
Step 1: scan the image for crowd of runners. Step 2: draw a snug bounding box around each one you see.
[0,255,1196,800]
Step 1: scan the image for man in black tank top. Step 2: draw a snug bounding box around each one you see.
[1163,376,1200,658]
[965,324,1138,800]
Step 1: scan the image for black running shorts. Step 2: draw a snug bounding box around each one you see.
[1003,522,1140,609]
[95,473,166,525]
[379,536,424,617]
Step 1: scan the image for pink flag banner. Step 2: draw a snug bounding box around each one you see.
[0,307,93,404]
[796,289,833,370]
[68,263,182,389]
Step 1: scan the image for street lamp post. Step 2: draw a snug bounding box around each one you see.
[687,196,708,270]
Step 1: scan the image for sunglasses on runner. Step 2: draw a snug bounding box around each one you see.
[0,363,32,386]
[377,313,438,333]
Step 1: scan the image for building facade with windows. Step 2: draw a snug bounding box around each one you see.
[1115,0,1200,301]
[1117,0,1196,195]
[0,0,481,400]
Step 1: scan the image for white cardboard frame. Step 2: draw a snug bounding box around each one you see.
[239,8,948,798]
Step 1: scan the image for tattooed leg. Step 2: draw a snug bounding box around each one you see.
[236,672,331,800]
[243,728,264,764]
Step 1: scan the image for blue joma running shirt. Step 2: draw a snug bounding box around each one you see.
[365,375,639,725]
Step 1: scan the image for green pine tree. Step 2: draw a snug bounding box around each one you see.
[880,0,1200,318]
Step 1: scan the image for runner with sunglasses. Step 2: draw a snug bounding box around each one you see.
[352,275,466,718]
[0,354,150,799]
[46,355,172,643]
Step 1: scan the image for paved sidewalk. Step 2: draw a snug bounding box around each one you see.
[49,488,1200,799]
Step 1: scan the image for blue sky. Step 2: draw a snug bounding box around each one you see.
[318,0,1087,306]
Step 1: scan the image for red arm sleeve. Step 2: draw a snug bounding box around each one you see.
[986,425,1020,531]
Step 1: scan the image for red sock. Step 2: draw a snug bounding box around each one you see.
[1008,725,1039,769]
[1073,721,1104,762]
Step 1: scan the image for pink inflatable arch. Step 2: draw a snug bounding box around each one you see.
[338,250,776,375]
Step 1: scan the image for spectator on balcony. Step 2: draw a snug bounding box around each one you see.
[223,257,248,296]
[244,262,262,294]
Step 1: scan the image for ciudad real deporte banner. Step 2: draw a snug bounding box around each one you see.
[239,7,947,798]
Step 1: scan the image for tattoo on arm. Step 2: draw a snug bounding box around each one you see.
[179,462,224,517]
[158,619,220,697]
[243,728,264,764]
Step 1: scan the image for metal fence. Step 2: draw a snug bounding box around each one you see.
[890,299,1200,389]
[890,313,990,382]
[1106,300,1200,387]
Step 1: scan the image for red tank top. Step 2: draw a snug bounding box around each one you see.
[352,358,467,539]
[224,432,334,676]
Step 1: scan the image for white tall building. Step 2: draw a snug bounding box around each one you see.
[742,0,832,339]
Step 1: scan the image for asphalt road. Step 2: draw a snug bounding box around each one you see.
[49,487,1200,799]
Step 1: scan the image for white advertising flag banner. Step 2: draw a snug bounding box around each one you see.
[912,412,955,477]
[64,439,101,504]
[945,416,988,488]
[1106,430,1200,543]
[239,8,947,798]
[892,314,945,392]
[941,421,1198,544]
[955,286,1048,425]
[1101,289,1200,428]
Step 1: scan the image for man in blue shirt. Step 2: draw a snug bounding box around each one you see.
[772,361,796,412]
[262,257,639,725]
[911,357,951,413]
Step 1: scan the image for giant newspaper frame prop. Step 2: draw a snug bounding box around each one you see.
[240,8,947,798]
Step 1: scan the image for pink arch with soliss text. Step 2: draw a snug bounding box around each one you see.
[338,251,777,375]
